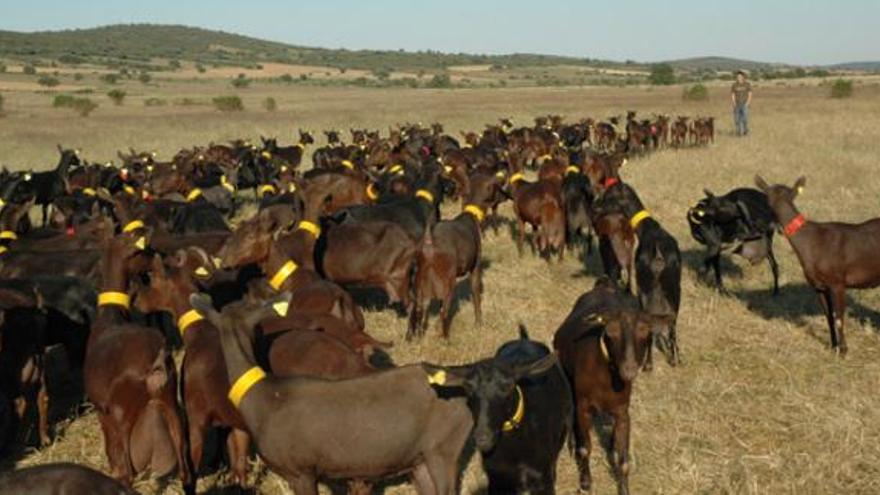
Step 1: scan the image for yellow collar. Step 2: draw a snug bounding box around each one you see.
[82,187,97,196]
[463,204,485,223]
[261,151,272,159]
[269,259,298,291]
[388,164,404,175]
[0,246,7,255]
[122,219,144,234]
[123,185,136,196]
[501,385,525,432]
[415,189,434,203]
[566,165,580,175]
[221,175,236,192]
[258,184,277,197]
[98,291,130,309]
[0,231,17,241]
[366,183,379,200]
[508,172,525,184]
[186,189,203,202]
[297,220,321,238]
[228,366,267,408]
[177,309,204,337]
[340,160,355,170]
[629,210,652,229]
[539,154,553,161]
[293,143,305,151]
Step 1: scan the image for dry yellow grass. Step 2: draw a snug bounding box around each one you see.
[1,77,880,494]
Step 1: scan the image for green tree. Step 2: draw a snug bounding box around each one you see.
[648,63,676,85]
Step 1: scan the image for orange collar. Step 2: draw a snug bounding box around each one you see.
[784,214,806,237]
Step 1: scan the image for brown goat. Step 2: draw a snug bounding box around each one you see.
[409,203,484,339]
[135,249,375,489]
[756,176,880,356]
[84,233,192,492]
[554,278,670,495]
[509,173,566,261]
[189,292,472,494]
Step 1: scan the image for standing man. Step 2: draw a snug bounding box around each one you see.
[731,70,752,136]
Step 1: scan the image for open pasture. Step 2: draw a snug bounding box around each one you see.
[1,80,880,494]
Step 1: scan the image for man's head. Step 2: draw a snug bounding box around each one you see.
[736,70,747,83]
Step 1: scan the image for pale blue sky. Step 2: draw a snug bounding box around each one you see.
[2,1,877,65]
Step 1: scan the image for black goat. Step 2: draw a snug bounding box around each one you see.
[687,188,780,295]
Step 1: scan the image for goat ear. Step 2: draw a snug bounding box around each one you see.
[511,353,557,380]
[518,323,530,341]
[754,175,770,192]
[703,188,714,199]
[793,176,806,196]
[150,253,166,277]
[189,293,219,321]
[421,363,469,389]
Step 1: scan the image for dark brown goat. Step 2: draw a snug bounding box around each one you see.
[509,173,566,261]
[84,233,192,492]
[756,176,880,356]
[189,292,472,494]
[554,278,670,495]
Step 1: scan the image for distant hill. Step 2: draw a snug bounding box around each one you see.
[828,61,880,71]
[0,24,605,72]
[664,56,789,72]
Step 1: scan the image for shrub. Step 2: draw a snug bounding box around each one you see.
[196,64,206,74]
[830,79,853,98]
[372,67,392,80]
[71,98,97,117]
[144,98,167,107]
[212,95,244,112]
[263,97,277,112]
[138,73,151,84]
[58,54,84,65]
[73,73,83,81]
[427,73,452,88]
[168,59,181,70]
[279,73,293,83]
[648,63,676,85]
[173,98,202,106]
[231,75,251,89]
[0,94,4,114]
[100,73,119,84]
[37,75,60,87]
[0,64,6,74]
[53,94,77,108]
[107,89,126,105]
[682,83,709,101]
[23,65,37,75]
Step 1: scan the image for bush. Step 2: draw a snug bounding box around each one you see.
[648,63,676,85]
[231,75,251,89]
[427,73,452,88]
[682,83,709,101]
[212,95,244,112]
[0,64,6,74]
[107,89,126,105]
[73,73,83,81]
[53,94,77,108]
[100,74,119,84]
[71,98,97,117]
[263,97,277,112]
[138,73,151,84]
[23,65,37,75]
[58,54,84,65]
[830,79,853,98]
[196,64,206,74]
[144,97,167,107]
[37,75,60,87]
[0,94,4,114]
[279,73,293,83]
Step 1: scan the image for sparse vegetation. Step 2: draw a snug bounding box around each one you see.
[37,75,60,87]
[107,89,126,105]
[138,73,152,84]
[682,83,709,101]
[144,97,167,106]
[263,97,277,112]
[22,65,37,75]
[830,78,854,98]
[53,94,97,116]
[231,74,251,88]
[212,95,244,112]
[100,73,119,85]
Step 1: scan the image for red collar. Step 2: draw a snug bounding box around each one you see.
[603,177,620,188]
[783,214,806,237]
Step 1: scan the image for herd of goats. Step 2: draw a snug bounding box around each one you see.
[0,110,873,495]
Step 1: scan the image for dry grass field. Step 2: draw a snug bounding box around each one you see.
[1,76,880,494]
